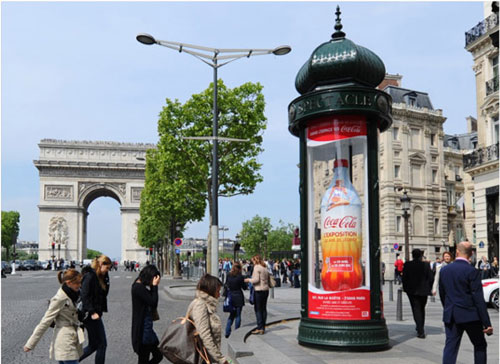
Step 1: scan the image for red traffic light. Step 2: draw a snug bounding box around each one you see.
[51,242,55,248]
[149,247,153,252]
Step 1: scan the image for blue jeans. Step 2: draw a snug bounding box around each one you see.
[225,306,242,337]
[79,317,107,364]
[59,361,79,364]
[254,290,269,331]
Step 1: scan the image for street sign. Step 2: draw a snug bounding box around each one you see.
[175,248,180,254]
[479,241,485,248]
[174,238,183,247]
[393,243,399,250]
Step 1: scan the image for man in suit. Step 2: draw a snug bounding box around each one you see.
[439,241,493,364]
[402,248,433,338]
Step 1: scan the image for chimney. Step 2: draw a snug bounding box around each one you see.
[377,73,403,90]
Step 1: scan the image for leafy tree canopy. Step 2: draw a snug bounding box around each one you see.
[1,211,20,260]
[87,249,103,260]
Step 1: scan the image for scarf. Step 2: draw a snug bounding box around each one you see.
[62,283,79,305]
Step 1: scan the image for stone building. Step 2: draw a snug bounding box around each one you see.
[463,1,499,261]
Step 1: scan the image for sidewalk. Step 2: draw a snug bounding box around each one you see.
[163,279,499,364]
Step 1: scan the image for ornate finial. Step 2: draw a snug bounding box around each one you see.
[332,5,346,39]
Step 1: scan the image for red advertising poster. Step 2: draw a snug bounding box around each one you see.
[307,115,366,143]
[308,287,371,320]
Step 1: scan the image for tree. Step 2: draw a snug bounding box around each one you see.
[139,80,267,272]
[2,211,20,260]
[86,249,103,260]
[268,221,296,252]
[239,215,272,258]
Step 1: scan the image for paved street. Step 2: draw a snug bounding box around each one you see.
[2,271,498,363]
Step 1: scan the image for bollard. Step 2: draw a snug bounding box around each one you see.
[389,280,394,302]
[271,286,275,299]
[396,288,403,321]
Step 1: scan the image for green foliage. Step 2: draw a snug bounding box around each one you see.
[138,80,267,248]
[1,211,20,260]
[239,216,297,259]
[87,249,103,260]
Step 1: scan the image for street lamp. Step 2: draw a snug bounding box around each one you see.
[263,227,269,260]
[137,33,291,277]
[400,190,412,262]
[219,226,228,255]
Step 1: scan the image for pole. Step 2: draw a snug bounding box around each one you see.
[210,59,219,277]
[389,280,394,301]
[396,287,403,321]
[404,211,410,262]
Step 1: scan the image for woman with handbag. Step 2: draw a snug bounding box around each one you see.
[131,264,162,364]
[187,274,231,364]
[224,263,247,338]
[23,269,84,364]
[79,255,112,364]
[244,255,270,335]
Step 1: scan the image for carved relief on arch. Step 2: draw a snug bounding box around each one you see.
[131,187,143,203]
[45,185,73,200]
[48,217,69,247]
[78,182,126,198]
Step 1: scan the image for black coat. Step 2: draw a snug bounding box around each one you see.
[402,260,432,296]
[225,274,247,307]
[131,282,158,354]
[80,268,109,317]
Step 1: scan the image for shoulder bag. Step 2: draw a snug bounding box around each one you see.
[223,290,236,313]
[158,313,209,364]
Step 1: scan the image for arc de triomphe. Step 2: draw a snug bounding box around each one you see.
[34,139,155,263]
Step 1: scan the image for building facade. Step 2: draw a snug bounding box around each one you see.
[464,1,499,261]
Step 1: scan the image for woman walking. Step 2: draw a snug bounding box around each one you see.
[431,251,453,296]
[224,262,247,338]
[79,255,112,364]
[244,255,270,335]
[131,264,162,364]
[187,274,231,364]
[23,269,84,364]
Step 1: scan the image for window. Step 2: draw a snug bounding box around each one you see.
[413,207,423,235]
[473,224,476,243]
[393,127,399,140]
[434,218,439,235]
[411,164,422,187]
[432,156,437,163]
[446,185,455,206]
[456,224,463,243]
[394,165,400,179]
[394,151,400,158]
[430,133,436,146]
[472,192,475,209]
[432,169,437,183]
[396,216,402,233]
[410,128,420,149]
[494,116,499,145]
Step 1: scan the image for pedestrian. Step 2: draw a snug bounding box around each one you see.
[224,262,247,338]
[432,251,453,296]
[131,264,162,364]
[187,274,231,364]
[491,256,499,276]
[244,255,270,335]
[394,254,404,285]
[23,269,84,364]
[478,256,491,279]
[402,248,433,339]
[439,241,493,364]
[79,255,112,364]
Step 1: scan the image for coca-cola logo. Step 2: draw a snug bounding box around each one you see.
[340,125,361,134]
[324,216,357,229]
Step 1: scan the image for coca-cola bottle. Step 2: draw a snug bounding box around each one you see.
[320,159,363,291]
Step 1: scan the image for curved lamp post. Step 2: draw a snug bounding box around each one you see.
[400,190,411,262]
[136,33,291,277]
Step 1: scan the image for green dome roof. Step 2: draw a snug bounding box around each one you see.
[295,6,386,95]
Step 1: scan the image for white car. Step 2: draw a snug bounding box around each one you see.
[482,276,499,310]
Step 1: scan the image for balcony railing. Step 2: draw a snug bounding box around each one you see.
[463,143,499,170]
[465,12,499,47]
[486,75,499,96]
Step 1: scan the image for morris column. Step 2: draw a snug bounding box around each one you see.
[288,7,392,350]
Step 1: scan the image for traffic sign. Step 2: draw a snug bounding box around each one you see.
[175,248,180,254]
[393,243,399,250]
[479,241,485,248]
[174,238,183,247]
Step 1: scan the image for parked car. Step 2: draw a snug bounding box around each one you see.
[23,259,39,270]
[1,261,12,274]
[10,260,21,270]
[482,276,499,310]
[40,260,51,270]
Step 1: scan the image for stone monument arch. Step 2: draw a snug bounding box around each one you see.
[34,139,155,263]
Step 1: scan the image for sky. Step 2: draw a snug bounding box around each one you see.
[1,1,485,261]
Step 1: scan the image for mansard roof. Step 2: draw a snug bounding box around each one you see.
[382,85,434,109]
[444,132,478,150]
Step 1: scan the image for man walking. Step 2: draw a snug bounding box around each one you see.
[402,248,433,338]
[439,241,493,364]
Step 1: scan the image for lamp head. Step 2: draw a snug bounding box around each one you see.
[272,45,292,56]
[136,33,157,45]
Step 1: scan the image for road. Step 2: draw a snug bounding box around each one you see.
[1,269,297,363]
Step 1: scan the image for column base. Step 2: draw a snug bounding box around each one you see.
[298,317,389,351]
